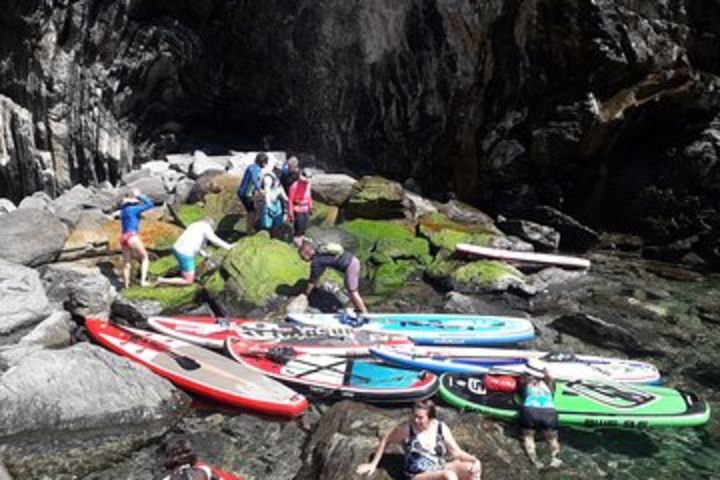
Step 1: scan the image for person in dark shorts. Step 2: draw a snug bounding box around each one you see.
[520,363,562,469]
[356,399,482,479]
[236,152,269,234]
[298,240,368,314]
[287,169,313,246]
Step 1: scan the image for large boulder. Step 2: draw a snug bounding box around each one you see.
[103,219,183,253]
[0,208,67,266]
[58,209,112,261]
[221,232,308,310]
[0,343,189,479]
[310,173,357,206]
[342,176,409,220]
[0,259,50,335]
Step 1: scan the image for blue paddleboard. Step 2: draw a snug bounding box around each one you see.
[286,313,535,346]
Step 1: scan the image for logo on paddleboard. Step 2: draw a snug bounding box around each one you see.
[564,381,657,409]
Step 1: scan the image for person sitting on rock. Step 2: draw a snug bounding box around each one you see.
[519,363,562,469]
[356,399,482,480]
[155,218,232,286]
[163,438,215,480]
[118,188,154,288]
[298,239,368,314]
[237,152,269,235]
[287,169,313,247]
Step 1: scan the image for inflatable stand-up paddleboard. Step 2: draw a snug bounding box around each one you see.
[85,318,308,418]
[148,315,411,355]
[286,312,535,346]
[226,338,438,403]
[370,346,661,384]
[439,373,710,429]
[456,243,591,270]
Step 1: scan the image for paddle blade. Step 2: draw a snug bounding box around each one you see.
[172,353,201,370]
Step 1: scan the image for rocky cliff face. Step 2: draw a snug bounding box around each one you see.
[1,0,719,255]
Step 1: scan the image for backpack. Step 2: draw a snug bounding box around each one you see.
[316,242,344,257]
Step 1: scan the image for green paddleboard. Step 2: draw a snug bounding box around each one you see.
[439,374,710,429]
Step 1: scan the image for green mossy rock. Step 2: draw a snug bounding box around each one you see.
[223,232,308,307]
[148,255,180,277]
[343,176,407,220]
[418,212,498,252]
[202,270,225,296]
[340,219,415,262]
[372,236,431,265]
[176,204,205,227]
[451,260,525,292]
[310,201,339,227]
[122,285,200,310]
[373,261,415,295]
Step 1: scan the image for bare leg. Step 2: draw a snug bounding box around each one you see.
[412,470,458,480]
[523,430,543,469]
[128,236,149,287]
[155,272,195,286]
[545,430,562,468]
[349,290,368,314]
[121,246,132,288]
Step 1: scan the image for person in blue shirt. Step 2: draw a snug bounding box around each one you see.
[118,188,154,288]
[520,364,562,469]
[237,152,269,234]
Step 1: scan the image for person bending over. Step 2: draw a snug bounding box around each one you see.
[155,218,232,286]
[118,188,154,288]
[298,240,368,314]
[357,399,482,480]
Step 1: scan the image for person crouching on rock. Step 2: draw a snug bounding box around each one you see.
[298,240,368,314]
[356,399,482,480]
[520,363,562,469]
[164,438,214,480]
[118,188,154,288]
[155,218,233,286]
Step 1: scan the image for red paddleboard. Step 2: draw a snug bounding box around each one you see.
[226,339,438,403]
[85,318,307,418]
[164,463,242,480]
[456,243,591,269]
[148,315,411,355]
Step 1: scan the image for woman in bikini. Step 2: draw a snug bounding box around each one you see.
[118,188,154,288]
[356,399,482,480]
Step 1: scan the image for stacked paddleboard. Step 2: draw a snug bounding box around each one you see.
[439,373,710,428]
[226,339,438,403]
[370,346,662,384]
[286,313,535,346]
[85,319,308,418]
[456,243,591,270]
[148,315,412,355]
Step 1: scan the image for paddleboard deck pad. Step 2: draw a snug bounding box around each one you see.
[226,339,438,403]
[371,347,661,384]
[456,243,591,270]
[148,315,410,354]
[286,313,535,346]
[439,373,710,429]
[85,318,307,418]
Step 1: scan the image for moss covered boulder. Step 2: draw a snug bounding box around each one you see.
[175,204,205,227]
[371,236,431,265]
[342,176,408,220]
[310,201,339,227]
[418,212,497,252]
[340,219,415,262]
[222,232,308,308]
[372,261,416,295]
[451,260,526,293]
[121,285,201,310]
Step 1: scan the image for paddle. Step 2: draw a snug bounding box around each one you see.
[128,332,201,371]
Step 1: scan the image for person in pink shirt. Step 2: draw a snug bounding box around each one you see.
[288,169,313,246]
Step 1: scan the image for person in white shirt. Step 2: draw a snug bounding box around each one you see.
[155,219,232,286]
